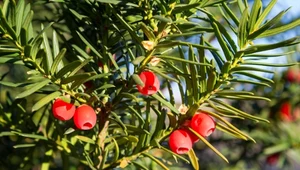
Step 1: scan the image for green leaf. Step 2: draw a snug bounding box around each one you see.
[68,58,92,77]
[210,21,233,60]
[1,0,9,18]
[188,127,229,163]
[132,56,145,65]
[69,8,87,20]
[50,48,66,75]
[230,78,271,87]
[12,131,48,140]
[216,90,254,96]
[131,162,148,170]
[61,73,95,84]
[238,8,249,49]
[30,22,54,46]
[78,72,110,83]
[22,4,33,30]
[64,128,75,135]
[241,61,296,67]
[160,147,190,164]
[203,0,228,7]
[0,47,20,53]
[264,142,290,155]
[140,22,155,41]
[55,60,82,78]
[173,3,201,14]
[72,44,91,60]
[200,108,255,142]
[151,93,179,115]
[0,131,15,137]
[76,135,95,144]
[254,0,277,28]
[217,6,238,34]
[216,92,271,101]
[132,74,144,87]
[242,37,299,54]
[95,84,115,90]
[120,92,140,102]
[230,66,274,73]
[7,0,16,27]
[127,105,145,125]
[150,106,167,142]
[31,38,43,60]
[16,79,51,99]
[216,123,248,140]
[115,124,150,135]
[110,111,127,135]
[199,37,207,95]
[207,70,217,92]
[159,55,212,67]
[52,30,59,57]
[41,24,53,75]
[96,0,122,4]
[15,0,25,37]
[188,149,199,170]
[237,0,247,14]
[156,41,218,51]
[152,15,172,23]
[221,2,239,26]
[111,138,120,162]
[76,31,103,59]
[210,98,269,123]
[32,91,62,112]
[166,31,208,38]
[248,8,289,40]
[258,19,300,38]
[244,51,295,58]
[233,71,274,83]
[149,67,179,83]
[0,8,17,40]
[142,153,169,170]
[13,143,36,148]
[248,0,262,33]
[108,4,142,44]
[0,57,23,64]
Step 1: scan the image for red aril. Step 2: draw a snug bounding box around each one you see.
[52,98,75,121]
[73,104,97,130]
[136,71,160,95]
[169,129,193,154]
[190,112,215,137]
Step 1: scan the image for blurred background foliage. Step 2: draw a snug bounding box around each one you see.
[0,0,300,170]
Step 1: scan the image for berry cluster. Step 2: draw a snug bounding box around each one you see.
[169,112,216,154]
[52,99,97,130]
[134,71,216,155]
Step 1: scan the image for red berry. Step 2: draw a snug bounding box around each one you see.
[190,112,215,137]
[186,129,199,143]
[181,120,199,143]
[169,129,193,154]
[266,153,280,165]
[286,68,300,83]
[73,104,97,130]
[280,102,293,122]
[136,71,160,95]
[52,98,76,121]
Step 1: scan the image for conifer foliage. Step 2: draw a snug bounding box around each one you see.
[0,0,299,169]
